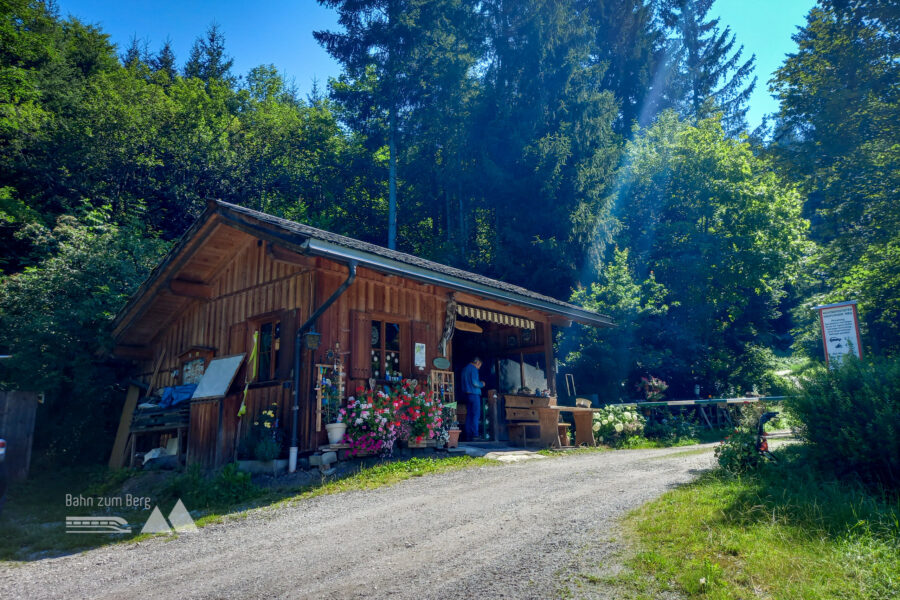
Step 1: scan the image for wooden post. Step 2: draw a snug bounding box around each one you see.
[109,385,140,469]
[543,321,556,396]
[0,390,39,481]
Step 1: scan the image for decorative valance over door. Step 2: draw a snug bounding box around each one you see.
[456,304,535,330]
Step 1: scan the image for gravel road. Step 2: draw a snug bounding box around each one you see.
[1,445,714,599]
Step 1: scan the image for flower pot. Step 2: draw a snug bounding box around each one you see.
[407,438,427,448]
[325,422,348,445]
[447,428,461,448]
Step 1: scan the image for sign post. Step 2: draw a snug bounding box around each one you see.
[812,300,863,367]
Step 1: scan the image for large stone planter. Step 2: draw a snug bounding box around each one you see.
[325,422,348,445]
[237,459,288,475]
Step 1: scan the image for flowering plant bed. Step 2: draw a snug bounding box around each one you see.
[592,405,646,447]
[339,389,397,457]
[339,380,443,456]
[393,379,443,446]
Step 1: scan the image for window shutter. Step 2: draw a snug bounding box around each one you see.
[410,321,432,375]
[350,311,371,379]
[276,309,298,381]
[399,322,411,375]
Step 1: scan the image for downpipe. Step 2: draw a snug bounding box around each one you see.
[289,260,357,472]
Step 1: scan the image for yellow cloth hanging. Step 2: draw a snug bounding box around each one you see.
[237,330,259,418]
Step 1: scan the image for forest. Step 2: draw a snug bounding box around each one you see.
[0,0,897,462]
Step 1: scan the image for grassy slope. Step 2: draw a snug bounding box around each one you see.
[623,446,900,599]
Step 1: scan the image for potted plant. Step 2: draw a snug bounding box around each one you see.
[322,378,346,445]
[342,388,399,456]
[442,402,461,448]
[394,380,442,448]
[237,403,287,474]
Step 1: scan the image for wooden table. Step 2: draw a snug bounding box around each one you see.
[536,406,597,447]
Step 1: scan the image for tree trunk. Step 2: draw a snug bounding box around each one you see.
[388,106,398,250]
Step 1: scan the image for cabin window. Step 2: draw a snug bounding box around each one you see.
[370,320,402,380]
[255,318,281,382]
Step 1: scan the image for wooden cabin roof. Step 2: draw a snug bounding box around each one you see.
[112,200,613,354]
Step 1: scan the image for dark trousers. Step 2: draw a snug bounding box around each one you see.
[465,393,482,439]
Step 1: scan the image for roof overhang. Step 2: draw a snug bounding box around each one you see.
[113,201,614,348]
[213,205,614,328]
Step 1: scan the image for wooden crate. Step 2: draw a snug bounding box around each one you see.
[505,407,540,422]
[131,405,190,432]
[504,394,555,408]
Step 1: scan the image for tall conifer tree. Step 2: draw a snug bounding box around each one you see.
[659,0,756,134]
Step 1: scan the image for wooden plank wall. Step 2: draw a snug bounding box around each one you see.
[0,391,39,481]
[134,241,314,465]
[312,262,447,386]
[136,242,314,387]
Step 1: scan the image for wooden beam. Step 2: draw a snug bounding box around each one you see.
[454,321,483,334]
[113,345,154,361]
[113,217,222,339]
[266,243,316,268]
[168,279,213,300]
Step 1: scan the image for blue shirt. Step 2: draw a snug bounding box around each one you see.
[462,363,484,395]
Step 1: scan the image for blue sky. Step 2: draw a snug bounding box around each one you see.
[59,0,816,131]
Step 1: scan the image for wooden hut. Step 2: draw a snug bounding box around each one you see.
[111,200,613,468]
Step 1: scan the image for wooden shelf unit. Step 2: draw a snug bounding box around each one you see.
[314,363,345,432]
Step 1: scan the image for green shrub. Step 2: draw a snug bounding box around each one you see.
[592,405,645,447]
[715,403,767,474]
[644,414,700,442]
[788,356,900,489]
[164,463,260,510]
[254,437,280,462]
[715,429,761,474]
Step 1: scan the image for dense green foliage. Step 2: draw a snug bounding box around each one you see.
[771,0,900,355]
[0,0,896,463]
[567,114,807,396]
[0,211,167,462]
[789,356,900,490]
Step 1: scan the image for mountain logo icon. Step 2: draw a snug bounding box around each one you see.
[141,499,198,535]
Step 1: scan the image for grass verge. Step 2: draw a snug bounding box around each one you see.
[623,445,900,599]
[0,454,491,562]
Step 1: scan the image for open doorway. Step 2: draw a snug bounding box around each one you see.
[451,317,551,441]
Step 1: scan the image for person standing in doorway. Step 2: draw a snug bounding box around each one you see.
[462,357,485,439]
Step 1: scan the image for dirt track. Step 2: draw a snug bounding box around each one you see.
[0,446,714,599]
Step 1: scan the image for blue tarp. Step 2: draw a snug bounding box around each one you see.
[158,384,198,409]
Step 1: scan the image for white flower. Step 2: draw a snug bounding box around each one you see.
[355,418,363,425]
[614,423,624,433]
[592,423,600,432]
[602,418,609,426]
